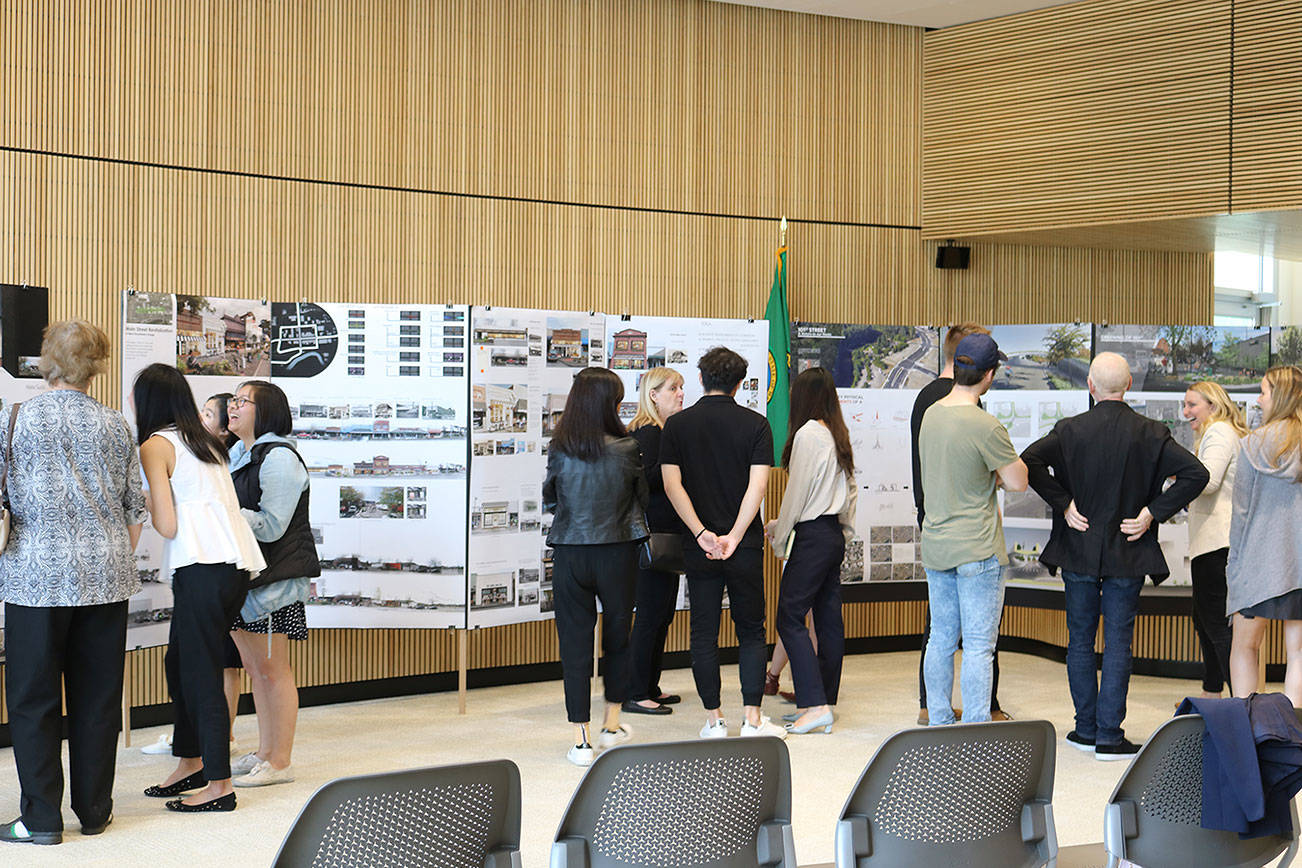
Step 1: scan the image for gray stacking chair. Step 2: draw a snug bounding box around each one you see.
[273,759,522,868]
[1055,714,1299,868]
[550,737,797,868]
[833,719,1058,868]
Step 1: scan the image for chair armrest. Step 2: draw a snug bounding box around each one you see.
[834,815,870,867]
[1021,801,1058,862]
[549,838,588,868]
[756,820,796,867]
[485,846,522,868]
[1103,800,1137,862]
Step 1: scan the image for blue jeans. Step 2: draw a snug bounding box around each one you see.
[924,556,1005,726]
[1062,572,1144,745]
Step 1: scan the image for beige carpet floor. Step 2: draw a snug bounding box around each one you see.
[0,650,1279,866]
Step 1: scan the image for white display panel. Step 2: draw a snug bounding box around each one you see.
[790,324,941,582]
[466,307,605,627]
[121,293,471,645]
[985,323,1092,587]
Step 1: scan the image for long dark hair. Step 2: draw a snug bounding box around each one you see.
[781,367,854,476]
[133,363,227,464]
[206,392,239,450]
[550,368,627,461]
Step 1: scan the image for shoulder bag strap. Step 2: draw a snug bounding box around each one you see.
[2,403,20,507]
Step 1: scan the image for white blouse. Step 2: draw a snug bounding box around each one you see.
[768,420,858,555]
[155,429,266,579]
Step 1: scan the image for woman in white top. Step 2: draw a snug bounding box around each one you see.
[134,364,264,813]
[764,368,857,735]
[1182,381,1248,697]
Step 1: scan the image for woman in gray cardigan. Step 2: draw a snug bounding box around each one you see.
[1227,366,1302,706]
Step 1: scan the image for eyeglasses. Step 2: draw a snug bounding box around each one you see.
[228,396,256,409]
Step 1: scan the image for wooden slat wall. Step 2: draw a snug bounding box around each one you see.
[0,0,920,227]
[0,0,1216,718]
[1232,0,1302,212]
[922,0,1233,237]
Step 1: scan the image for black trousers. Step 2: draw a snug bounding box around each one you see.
[4,600,127,833]
[685,545,767,709]
[776,516,845,707]
[552,542,638,724]
[1190,547,1233,694]
[166,562,249,780]
[918,604,1002,711]
[627,566,679,702]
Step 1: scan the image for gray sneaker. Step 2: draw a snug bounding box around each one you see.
[230,752,261,777]
[232,760,295,787]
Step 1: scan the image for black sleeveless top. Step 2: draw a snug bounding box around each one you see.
[231,441,320,589]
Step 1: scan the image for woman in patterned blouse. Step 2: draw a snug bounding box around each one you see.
[0,320,147,847]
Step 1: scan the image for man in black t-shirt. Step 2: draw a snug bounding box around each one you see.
[909,322,1007,724]
[661,347,786,740]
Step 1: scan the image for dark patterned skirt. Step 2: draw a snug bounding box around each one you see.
[233,601,308,640]
[1240,588,1302,621]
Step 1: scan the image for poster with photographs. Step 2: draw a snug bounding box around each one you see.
[790,324,941,583]
[272,303,470,629]
[605,315,768,607]
[121,294,471,642]
[605,315,771,423]
[120,291,276,648]
[982,324,1092,586]
[1096,324,1271,586]
[468,307,605,627]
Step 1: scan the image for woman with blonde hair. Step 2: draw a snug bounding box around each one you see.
[1227,366,1302,705]
[1182,381,1249,697]
[1,321,147,845]
[622,367,687,716]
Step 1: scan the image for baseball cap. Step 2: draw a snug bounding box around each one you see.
[953,333,1006,372]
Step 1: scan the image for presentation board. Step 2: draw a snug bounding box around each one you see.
[466,307,605,627]
[605,315,769,609]
[790,323,940,583]
[122,292,471,646]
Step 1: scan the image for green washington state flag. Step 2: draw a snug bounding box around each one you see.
[764,245,790,464]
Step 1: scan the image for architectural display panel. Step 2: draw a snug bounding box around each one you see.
[790,324,941,583]
[122,293,470,646]
[467,307,605,627]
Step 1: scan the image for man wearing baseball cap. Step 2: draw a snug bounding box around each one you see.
[917,333,1028,726]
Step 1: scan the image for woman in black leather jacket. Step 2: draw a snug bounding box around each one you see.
[542,367,649,766]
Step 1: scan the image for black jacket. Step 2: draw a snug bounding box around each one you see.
[543,436,650,545]
[1021,400,1208,582]
[630,424,686,535]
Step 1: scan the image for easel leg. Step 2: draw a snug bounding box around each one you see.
[458,628,468,715]
[121,654,132,748]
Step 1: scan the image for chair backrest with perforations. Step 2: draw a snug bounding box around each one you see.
[1106,714,1293,868]
[834,720,1057,868]
[550,737,796,868]
[273,759,522,868]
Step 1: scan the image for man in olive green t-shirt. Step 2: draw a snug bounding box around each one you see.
[917,333,1028,726]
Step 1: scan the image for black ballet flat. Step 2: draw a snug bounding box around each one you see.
[165,793,235,813]
[144,770,206,798]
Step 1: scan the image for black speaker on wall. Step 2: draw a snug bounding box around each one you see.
[935,244,970,270]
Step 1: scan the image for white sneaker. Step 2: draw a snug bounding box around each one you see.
[700,719,729,739]
[232,760,295,787]
[740,716,788,740]
[230,752,261,777]
[596,724,632,750]
[567,744,595,767]
[140,734,173,755]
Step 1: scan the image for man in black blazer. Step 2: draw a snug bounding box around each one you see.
[1022,352,1208,760]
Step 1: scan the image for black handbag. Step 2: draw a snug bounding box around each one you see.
[639,532,684,574]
